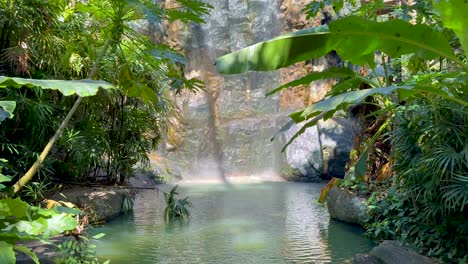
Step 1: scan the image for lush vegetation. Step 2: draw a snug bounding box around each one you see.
[2,0,467,263]
[0,0,209,262]
[216,0,467,263]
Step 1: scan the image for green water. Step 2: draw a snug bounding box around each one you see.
[96,182,375,263]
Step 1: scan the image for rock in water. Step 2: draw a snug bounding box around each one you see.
[326,187,368,226]
[369,241,436,264]
[343,254,384,264]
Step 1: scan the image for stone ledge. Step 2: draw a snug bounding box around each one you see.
[50,187,133,222]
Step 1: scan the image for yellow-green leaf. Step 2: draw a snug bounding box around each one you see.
[0,242,15,264]
[433,0,468,58]
[0,76,113,97]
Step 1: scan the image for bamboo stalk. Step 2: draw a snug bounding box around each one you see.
[13,38,114,194]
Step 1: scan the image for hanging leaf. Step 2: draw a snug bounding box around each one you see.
[346,148,369,182]
[432,0,468,58]
[41,213,78,237]
[0,174,11,183]
[297,86,414,121]
[0,242,15,264]
[266,67,358,96]
[328,77,365,96]
[216,16,458,74]
[278,86,427,152]
[281,113,327,152]
[216,25,330,73]
[277,82,459,152]
[0,101,16,123]
[0,76,113,97]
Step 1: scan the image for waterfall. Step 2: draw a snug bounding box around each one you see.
[159,0,355,182]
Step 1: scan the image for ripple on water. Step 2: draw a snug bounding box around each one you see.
[95,183,375,263]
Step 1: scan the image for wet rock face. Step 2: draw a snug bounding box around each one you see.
[159,0,356,180]
[164,0,285,178]
[285,118,355,181]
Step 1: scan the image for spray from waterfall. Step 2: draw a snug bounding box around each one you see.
[204,85,229,184]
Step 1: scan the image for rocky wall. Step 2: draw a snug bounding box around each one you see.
[156,0,355,181]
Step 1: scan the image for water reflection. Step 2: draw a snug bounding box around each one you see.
[96,183,374,263]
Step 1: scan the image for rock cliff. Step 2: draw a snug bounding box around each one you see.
[156,0,355,181]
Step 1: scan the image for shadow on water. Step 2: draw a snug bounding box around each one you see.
[320,219,377,261]
[95,183,374,264]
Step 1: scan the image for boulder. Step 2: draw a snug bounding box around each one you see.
[343,254,384,264]
[327,187,368,226]
[344,241,437,264]
[369,241,435,264]
[50,187,132,222]
[284,118,355,182]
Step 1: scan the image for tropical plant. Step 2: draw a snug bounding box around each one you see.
[0,1,211,263]
[0,159,81,263]
[215,0,467,186]
[364,93,468,262]
[163,185,192,222]
[122,195,135,214]
[0,196,81,263]
[215,0,467,262]
[0,0,211,190]
[57,233,109,264]
[0,77,114,193]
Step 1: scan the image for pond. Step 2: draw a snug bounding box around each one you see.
[96,182,375,263]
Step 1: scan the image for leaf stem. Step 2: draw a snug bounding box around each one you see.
[371,68,384,87]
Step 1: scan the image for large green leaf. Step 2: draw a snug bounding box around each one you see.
[0,198,29,218]
[215,25,330,73]
[432,0,468,58]
[295,86,414,122]
[266,67,358,96]
[41,213,77,237]
[216,16,458,74]
[290,84,456,123]
[328,16,456,66]
[0,198,77,238]
[277,86,413,152]
[0,76,113,97]
[0,101,16,123]
[0,242,15,264]
[0,174,11,183]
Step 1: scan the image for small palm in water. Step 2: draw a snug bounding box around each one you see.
[163,185,192,221]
